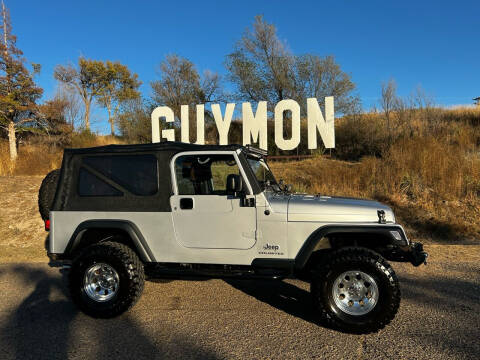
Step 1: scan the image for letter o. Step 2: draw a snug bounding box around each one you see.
[274,99,300,151]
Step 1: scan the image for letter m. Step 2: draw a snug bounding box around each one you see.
[242,101,268,150]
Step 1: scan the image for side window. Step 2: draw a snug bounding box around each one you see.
[174,154,242,195]
[78,168,123,197]
[82,154,158,196]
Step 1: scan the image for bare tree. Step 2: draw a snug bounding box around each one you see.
[55,85,83,129]
[226,15,358,114]
[225,15,295,108]
[380,79,398,134]
[151,54,222,139]
[54,58,110,131]
[294,54,359,114]
[412,85,434,110]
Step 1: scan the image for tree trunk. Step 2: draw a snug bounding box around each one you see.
[84,100,91,131]
[8,121,17,161]
[107,105,114,136]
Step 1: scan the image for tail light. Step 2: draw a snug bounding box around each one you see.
[45,219,50,231]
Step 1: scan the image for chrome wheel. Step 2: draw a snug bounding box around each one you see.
[332,270,379,316]
[83,263,120,302]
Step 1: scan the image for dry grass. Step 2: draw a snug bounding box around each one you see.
[271,136,480,243]
[270,106,480,243]
[0,134,124,176]
[0,142,63,176]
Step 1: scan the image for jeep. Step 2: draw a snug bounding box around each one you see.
[39,142,427,333]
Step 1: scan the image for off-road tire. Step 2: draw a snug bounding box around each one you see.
[68,241,145,318]
[311,247,400,334]
[38,169,60,220]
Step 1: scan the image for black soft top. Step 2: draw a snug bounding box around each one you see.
[64,141,245,155]
[53,142,262,213]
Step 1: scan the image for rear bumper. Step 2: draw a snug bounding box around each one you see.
[47,252,71,267]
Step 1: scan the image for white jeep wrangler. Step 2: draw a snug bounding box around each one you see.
[39,142,427,333]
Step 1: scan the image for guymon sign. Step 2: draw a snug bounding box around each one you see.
[151,97,334,150]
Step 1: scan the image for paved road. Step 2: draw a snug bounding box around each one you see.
[0,248,479,359]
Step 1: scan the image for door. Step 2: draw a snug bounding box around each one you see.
[170,152,257,250]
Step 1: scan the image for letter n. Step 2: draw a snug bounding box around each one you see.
[307,97,335,149]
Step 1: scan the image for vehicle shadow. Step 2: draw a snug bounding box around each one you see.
[225,278,335,331]
[394,273,480,358]
[0,265,220,360]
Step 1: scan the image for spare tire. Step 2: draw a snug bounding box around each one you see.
[38,169,60,220]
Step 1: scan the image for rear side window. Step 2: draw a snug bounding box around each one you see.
[78,168,123,197]
[80,154,158,196]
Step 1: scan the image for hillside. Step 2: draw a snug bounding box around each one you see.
[1,106,479,248]
[270,157,480,244]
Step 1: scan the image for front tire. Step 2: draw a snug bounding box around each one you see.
[311,247,400,333]
[68,242,145,318]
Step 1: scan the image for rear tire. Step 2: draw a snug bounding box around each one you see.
[68,242,145,318]
[311,247,400,334]
[38,169,60,220]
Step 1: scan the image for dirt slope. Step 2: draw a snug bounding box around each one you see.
[0,176,47,262]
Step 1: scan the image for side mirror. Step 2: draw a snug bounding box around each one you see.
[226,174,243,195]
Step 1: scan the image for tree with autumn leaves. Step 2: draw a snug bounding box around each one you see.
[54,59,141,135]
[0,1,141,160]
[0,1,42,160]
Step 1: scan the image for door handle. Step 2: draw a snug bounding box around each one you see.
[179,197,194,210]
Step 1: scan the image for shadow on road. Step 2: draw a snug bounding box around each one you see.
[0,265,220,360]
[398,273,480,359]
[225,278,335,331]
[227,272,480,358]
[400,273,480,310]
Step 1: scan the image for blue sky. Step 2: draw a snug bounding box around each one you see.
[9,0,480,132]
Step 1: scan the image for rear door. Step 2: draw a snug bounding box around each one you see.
[170,152,257,250]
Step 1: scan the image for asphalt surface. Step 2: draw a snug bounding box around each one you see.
[0,249,479,360]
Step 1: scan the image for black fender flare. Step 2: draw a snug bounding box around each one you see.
[294,225,409,270]
[64,220,155,262]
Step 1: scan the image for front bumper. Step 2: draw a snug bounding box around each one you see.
[384,240,428,266]
[407,242,428,266]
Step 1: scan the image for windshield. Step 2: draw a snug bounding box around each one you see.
[247,157,279,191]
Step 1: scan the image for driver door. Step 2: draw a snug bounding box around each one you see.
[170,152,257,250]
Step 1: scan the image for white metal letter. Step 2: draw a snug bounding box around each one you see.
[242,101,267,150]
[212,103,235,145]
[151,106,175,142]
[274,99,300,151]
[307,97,335,149]
[180,105,190,143]
[195,104,205,145]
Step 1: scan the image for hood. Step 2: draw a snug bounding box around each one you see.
[266,193,395,223]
